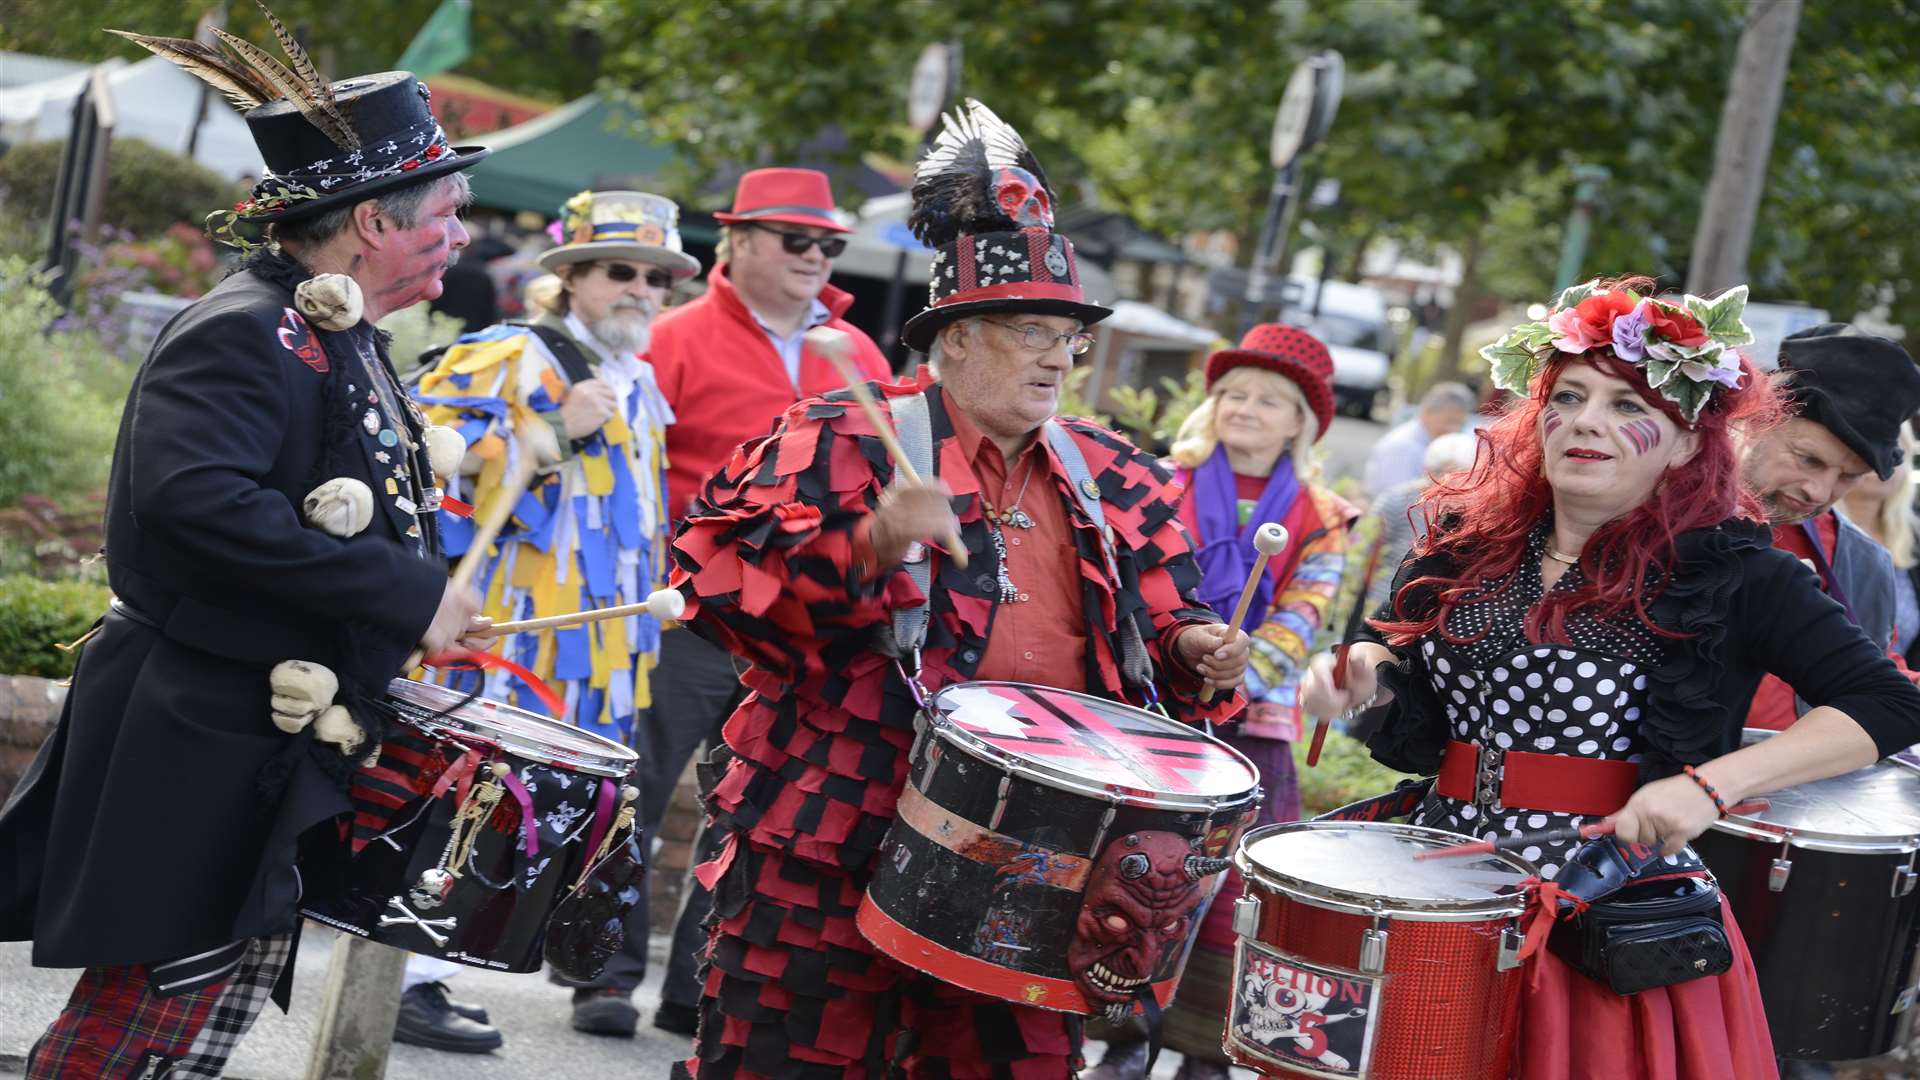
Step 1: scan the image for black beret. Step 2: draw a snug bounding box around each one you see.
[1777,323,1920,480]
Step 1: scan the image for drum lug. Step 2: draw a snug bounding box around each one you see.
[1496,926,1525,972]
[1359,917,1389,976]
[988,775,1013,831]
[1088,798,1120,857]
[1894,851,1918,899]
[1769,835,1794,892]
[1232,895,1262,938]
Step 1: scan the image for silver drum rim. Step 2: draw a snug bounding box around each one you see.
[386,679,638,778]
[1234,821,1537,922]
[1707,727,1920,854]
[924,681,1262,813]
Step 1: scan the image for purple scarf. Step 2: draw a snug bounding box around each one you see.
[1194,444,1300,631]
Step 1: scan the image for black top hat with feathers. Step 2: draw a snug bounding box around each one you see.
[109,3,488,247]
[901,99,1110,352]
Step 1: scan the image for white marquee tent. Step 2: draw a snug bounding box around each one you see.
[0,55,263,180]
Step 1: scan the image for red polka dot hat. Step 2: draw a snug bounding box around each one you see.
[1203,323,1337,441]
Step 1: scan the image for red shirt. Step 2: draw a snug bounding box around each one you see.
[947,405,1091,689]
[647,263,890,522]
[1750,512,1842,730]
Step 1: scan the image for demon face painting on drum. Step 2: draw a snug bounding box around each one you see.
[1066,830,1231,1008]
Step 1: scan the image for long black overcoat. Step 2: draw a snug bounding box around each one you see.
[0,255,445,970]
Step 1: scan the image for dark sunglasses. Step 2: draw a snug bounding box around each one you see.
[600,263,676,289]
[752,225,847,258]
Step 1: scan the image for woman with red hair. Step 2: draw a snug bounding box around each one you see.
[1302,277,1920,1079]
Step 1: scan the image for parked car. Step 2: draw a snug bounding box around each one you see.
[1287,277,1393,418]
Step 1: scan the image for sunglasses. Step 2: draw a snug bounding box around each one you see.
[599,263,676,289]
[752,225,848,259]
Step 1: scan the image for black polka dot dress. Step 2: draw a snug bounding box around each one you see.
[1410,523,1703,879]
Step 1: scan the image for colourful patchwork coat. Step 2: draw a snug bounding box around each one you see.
[669,371,1243,875]
[414,315,672,743]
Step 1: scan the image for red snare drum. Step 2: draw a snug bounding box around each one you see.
[1224,821,1535,1080]
[857,681,1261,1018]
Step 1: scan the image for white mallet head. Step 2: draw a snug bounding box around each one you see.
[647,588,687,621]
[1253,523,1291,556]
[804,326,855,366]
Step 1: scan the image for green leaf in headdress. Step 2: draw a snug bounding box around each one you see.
[1552,279,1601,311]
[1481,329,1546,394]
[1684,285,1755,348]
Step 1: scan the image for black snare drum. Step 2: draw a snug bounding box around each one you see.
[1694,728,1920,1061]
[298,680,640,972]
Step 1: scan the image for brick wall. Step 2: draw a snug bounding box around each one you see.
[0,675,65,806]
[648,757,704,933]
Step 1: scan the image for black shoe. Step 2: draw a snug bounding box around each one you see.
[394,982,504,1054]
[426,983,490,1025]
[571,987,639,1038]
[652,1000,700,1037]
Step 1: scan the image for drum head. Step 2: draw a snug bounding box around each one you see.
[1238,821,1535,916]
[926,682,1258,810]
[387,680,637,777]
[1722,728,1920,848]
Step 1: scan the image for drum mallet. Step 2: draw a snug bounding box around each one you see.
[481,588,687,637]
[1313,538,1391,767]
[805,326,967,569]
[1413,799,1771,861]
[1200,523,1289,705]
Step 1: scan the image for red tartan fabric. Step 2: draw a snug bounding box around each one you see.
[27,964,224,1078]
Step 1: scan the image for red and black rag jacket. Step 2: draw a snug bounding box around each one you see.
[669,371,1243,874]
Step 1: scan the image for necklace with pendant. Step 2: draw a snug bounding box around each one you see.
[982,454,1038,530]
[981,454,1038,604]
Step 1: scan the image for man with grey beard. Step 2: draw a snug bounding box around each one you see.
[404,190,699,1045]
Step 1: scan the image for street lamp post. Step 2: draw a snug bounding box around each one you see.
[1243,50,1342,334]
[1552,164,1611,294]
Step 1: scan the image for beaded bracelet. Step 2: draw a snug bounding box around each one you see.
[1682,765,1729,817]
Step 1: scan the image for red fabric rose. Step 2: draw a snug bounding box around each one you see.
[1643,303,1709,347]
[1549,290,1636,353]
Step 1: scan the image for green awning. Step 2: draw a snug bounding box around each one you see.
[464,94,688,224]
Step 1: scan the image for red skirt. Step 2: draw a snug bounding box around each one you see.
[1515,897,1777,1080]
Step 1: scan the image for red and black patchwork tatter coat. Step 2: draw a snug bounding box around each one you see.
[669,370,1243,876]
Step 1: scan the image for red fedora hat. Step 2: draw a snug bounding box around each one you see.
[713,167,850,234]
[1204,323,1337,440]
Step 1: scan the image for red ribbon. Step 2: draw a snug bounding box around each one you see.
[1516,877,1591,989]
[441,495,473,518]
[424,646,567,719]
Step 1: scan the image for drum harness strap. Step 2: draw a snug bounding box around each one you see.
[884,392,1156,702]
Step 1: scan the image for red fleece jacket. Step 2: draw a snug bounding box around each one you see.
[648,263,890,522]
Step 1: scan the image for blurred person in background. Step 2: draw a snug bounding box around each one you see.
[1363,380,1476,496]
[1364,430,1480,616]
[1840,427,1920,666]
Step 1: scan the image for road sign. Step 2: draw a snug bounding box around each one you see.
[1270,51,1344,168]
[908,44,952,136]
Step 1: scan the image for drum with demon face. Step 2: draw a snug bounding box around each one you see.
[1225,821,1536,1080]
[856,681,1262,1019]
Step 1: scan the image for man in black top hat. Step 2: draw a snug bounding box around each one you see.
[0,17,495,1075]
[1742,323,1920,732]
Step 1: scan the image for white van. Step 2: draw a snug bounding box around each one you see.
[1286,277,1392,418]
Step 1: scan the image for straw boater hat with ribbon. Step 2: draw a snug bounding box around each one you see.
[110,5,489,250]
[1204,323,1338,441]
[713,168,851,235]
[536,189,701,279]
[900,99,1111,352]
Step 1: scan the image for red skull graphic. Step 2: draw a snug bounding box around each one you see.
[992,166,1053,230]
[1067,831,1230,1009]
[278,308,327,373]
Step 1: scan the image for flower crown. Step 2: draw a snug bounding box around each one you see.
[1481,279,1755,424]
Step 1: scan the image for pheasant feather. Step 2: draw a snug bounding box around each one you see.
[106,29,270,110]
[212,26,357,149]
[253,2,357,149]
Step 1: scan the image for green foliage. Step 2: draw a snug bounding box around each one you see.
[0,137,249,239]
[1106,368,1208,448]
[1293,729,1416,819]
[377,303,469,382]
[0,258,126,506]
[0,575,111,678]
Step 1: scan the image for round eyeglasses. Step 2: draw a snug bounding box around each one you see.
[981,318,1095,356]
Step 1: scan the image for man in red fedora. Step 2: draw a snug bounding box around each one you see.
[638,166,891,1037]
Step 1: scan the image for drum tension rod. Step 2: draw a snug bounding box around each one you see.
[1894,849,1918,900]
[1769,834,1794,893]
[1359,911,1389,976]
[988,776,1013,831]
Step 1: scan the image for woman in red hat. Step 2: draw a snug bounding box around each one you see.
[1086,324,1356,1080]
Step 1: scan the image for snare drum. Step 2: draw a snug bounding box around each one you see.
[298,679,640,972]
[1224,821,1536,1080]
[1693,728,1920,1061]
[856,681,1261,1016]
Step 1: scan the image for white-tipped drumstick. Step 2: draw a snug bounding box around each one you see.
[804,326,967,569]
[481,588,687,637]
[1200,523,1289,704]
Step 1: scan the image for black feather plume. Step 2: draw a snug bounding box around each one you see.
[909,99,1055,247]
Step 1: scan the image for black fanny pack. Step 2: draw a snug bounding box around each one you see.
[1548,874,1732,995]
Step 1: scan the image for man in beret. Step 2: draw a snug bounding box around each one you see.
[1741,323,1920,730]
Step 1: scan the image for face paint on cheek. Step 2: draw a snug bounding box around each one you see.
[1541,408,1563,439]
[1620,419,1663,455]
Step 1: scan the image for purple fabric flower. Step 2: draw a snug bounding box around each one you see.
[1611,303,1652,362]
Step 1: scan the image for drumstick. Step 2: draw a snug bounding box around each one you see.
[806,327,967,569]
[1200,523,1289,704]
[481,589,687,637]
[1312,538,1391,766]
[1411,799,1770,861]
[407,420,542,671]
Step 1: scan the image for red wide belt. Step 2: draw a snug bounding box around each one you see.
[1436,740,1639,817]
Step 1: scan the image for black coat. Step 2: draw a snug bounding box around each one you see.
[0,256,446,969]
[1363,518,1920,778]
